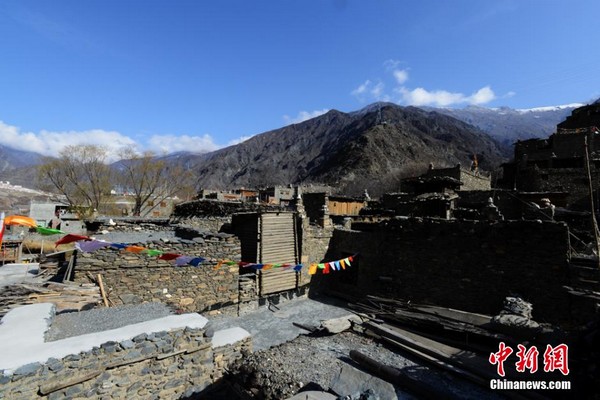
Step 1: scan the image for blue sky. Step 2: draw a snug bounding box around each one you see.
[1,0,599,158]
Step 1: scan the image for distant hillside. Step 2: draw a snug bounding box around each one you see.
[178,104,509,195]
[0,145,44,187]
[0,144,42,173]
[0,181,55,215]
[427,104,580,145]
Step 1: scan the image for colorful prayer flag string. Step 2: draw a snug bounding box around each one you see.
[308,254,357,275]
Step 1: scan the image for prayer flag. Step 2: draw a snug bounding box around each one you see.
[144,249,163,257]
[4,215,37,228]
[0,212,5,247]
[76,240,112,253]
[175,256,194,266]
[36,226,65,235]
[308,263,317,275]
[55,234,91,247]
[189,257,205,267]
[125,245,146,253]
[158,253,180,261]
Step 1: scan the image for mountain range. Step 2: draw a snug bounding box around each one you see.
[430,104,580,145]
[0,102,581,194]
[173,105,507,194]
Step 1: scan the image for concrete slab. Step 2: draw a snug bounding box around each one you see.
[0,263,41,288]
[208,296,352,351]
[212,327,251,348]
[0,303,209,374]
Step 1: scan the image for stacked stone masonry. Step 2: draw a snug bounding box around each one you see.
[0,327,251,400]
[73,233,242,313]
[320,218,577,325]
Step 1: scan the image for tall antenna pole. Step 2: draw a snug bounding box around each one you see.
[583,136,600,268]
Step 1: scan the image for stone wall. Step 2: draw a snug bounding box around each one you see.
[458,169,492,191]
[73,233,241,313]
[301,223,333,264]
[318,218,575,325]
[175,217,232,233]
[516,166,597,211]
[456,190,524,220]
[0,315,251,399]
[174,199,283,219]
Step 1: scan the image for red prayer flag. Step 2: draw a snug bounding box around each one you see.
[55,234,91,247]
[158,253,181,261]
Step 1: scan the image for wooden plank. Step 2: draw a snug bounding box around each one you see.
[260,276,297,285]
[261,282,297,291]
[261,277,297,286]
[262,282,295,290]
[39,370,103,395]
[261,272,297,285]
[260,271,297,279]
[363,321,542,385]
[411,305,492,326]
[97,274,109,307]
[261,287,295,295]
[261,242,296,248]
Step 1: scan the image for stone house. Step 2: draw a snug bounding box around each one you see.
[500,101,600,211]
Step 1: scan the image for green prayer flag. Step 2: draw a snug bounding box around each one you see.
[36,226,65,235]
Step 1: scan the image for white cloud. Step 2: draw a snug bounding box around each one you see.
[392,69,409,85]
[468,86,496,105]
[383,59,402,71]
[397,85,497,107]
[352,80,389,102]
[147,134,219,154]
[283,109,330,125]
[0,120,222,161]
[353,62,499,108]
[227,135,255,146]
[371,82,385,98]
[0,120,136,160]
[351,80,371,97]
[399,87,464,107]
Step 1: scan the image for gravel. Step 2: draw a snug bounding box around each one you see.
[228,331,503,400]
[45,302,174,342]
[90,230,176,244]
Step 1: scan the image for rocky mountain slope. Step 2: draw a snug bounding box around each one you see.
[429,104,579,145]
[178,104,508,194]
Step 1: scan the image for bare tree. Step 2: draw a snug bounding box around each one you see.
[116,148,195,216]
[38,145,113,217]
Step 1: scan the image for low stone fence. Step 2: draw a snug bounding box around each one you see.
[73,233,241,313]
[0,304,251,399]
